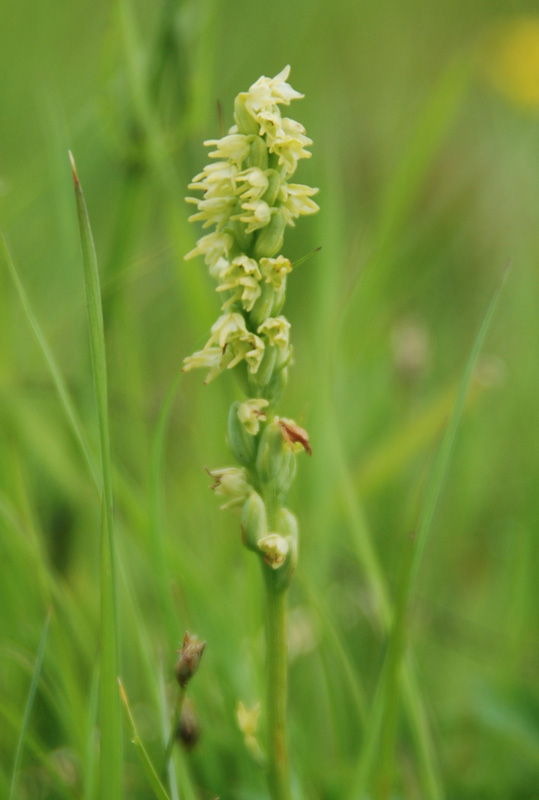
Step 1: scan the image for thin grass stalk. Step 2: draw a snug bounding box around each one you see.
[351,265,509,799]
[70,153,123,800]
[0,704,72,800]
[118,679,172,800]
[162,687,186,775]
[1,233,99,488]
[148,372,183,642]
[332,411,444,799]
[375,264,510,795]
[8,609,51,800]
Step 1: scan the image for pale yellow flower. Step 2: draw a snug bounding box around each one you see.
[228,333,265,373]
[236,701,264,763]
[216,256,262,312]
[234,199,273,234]
[259,255,292,288]
[235,167,270,201]
[257,316,291,349]
[244,65,304,117]
[278,183,320,225]
[237,398,269,435]
[208,312,248,349]
[182,346,225,383]
[184,230,234,268]
[206,466,250,509]
[204,133,251,164]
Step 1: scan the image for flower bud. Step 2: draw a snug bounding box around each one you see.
[234,93,259,135]
[253,208,286,259]
[228,402,256,467]
[276,506,299,540]
[175,632,206,688]
[264,365,288,404]
[275,343,293,372]
[271,282,286,316]
[241,490,267,552]
[258,509,299,588]
[253,342,277,389]
[249,281,276,329]
[275,449,297,502]
[256,419,285,484]
[177,699,200,750]
[248,135,269,170]
[258,533,289,569]
[231,218,254,254]
[262,169,281,207]
[276,507,299,576]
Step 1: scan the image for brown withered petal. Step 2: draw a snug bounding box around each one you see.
[278,418,312,455]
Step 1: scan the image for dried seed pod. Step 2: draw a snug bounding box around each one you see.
[175,632,206,688]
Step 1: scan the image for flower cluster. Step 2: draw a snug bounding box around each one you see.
[183,65,318,389]
[183,67,317,584]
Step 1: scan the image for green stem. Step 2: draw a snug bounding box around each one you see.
[263,567,292,800]
[162,687,186,775]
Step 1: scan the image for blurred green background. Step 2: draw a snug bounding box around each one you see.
[1,0,539,798]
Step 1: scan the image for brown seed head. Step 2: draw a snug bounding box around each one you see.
[175,631,206,688]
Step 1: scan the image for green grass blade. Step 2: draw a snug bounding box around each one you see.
[333,418,444,799]
[350,265,509,799]
[1,231,151,542]
[0,702,72,800]
[83,664,100,800]
[148,371,183,641]
[8,609,51,800]
[375,57,471,246]
[0,232,99,489]
[118,679,172,800]
[411,265,510,585]
[70,152,122,800]
[299,574,367,725]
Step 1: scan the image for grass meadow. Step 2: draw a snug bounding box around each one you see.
[1,1,539,798]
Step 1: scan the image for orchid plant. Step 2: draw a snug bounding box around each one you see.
[183,65,318,800]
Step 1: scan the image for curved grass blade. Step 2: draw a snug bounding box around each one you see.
[70,152,122,800]
[0,702,72,800]
[8,609,51,800]
[350,264,510,799]
[118,679,172,800]
[0,233,99,489]
[82,663,100,800]
[330,408,444,799]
